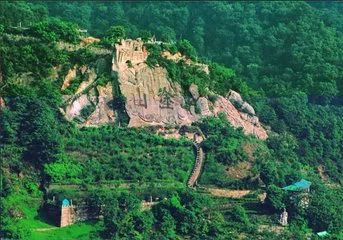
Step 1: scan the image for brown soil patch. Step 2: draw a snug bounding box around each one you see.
[207,188,250,198]
[243,142,256,162]
[226,161,252,179]
[318,165,329,182]
[226,142,257,179]
[258,224,284,234]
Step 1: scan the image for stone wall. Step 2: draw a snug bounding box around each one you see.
[60,205,75,227]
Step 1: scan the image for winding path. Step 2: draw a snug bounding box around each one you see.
[187,141,205,187]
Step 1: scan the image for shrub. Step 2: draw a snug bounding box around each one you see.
[29,18,79,43]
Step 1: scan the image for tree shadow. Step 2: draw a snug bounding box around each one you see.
[34,204,59,226]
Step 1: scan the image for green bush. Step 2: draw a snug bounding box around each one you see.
[44,155,83,184]
[29,18,80,43]
[231,205,250,225]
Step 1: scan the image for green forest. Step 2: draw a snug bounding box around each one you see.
[1,1,342,239]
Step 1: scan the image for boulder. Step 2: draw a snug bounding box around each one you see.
[61,66,77,91]
[196,97,212,116]
[0,97,5,108]
[227,90,244,107]
[241,102,256,116]
[189,84,200,100]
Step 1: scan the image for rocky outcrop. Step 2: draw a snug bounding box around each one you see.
[227,90,244,107]
[61,38,267,139]
[80,37,100,47]
[85,83,115,126]
[61,65,115,125]
[213,96,267,139]
[197,97,212,116]
[189,84,200,100]
[113,39,196,127]
[161,51,209,74]
[112,39,267,139]
[228,90,255,115]
[241,102,256,116]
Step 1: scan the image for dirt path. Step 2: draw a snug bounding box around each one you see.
[35,227,58,232]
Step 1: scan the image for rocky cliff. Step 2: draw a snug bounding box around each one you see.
[61,38,268,140]
[112,39,196,127]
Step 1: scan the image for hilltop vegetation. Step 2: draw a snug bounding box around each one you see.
[1,1,342,98]
[0,1,343,239]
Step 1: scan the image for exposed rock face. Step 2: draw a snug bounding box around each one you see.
[227,90,244,107]
[64,94,91,121]
[0,97,5,108]
[85,83,115,126]
[110,39,267,139]
[61,66,77,91]
[113,39,196,127]
[61,65,115,125]
[189,84,200,100]
[213,96,267,139]
[61,38,267,139]
[197,97,212,116]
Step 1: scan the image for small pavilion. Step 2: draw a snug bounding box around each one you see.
[282,179,311,192]
[282,179,311,208]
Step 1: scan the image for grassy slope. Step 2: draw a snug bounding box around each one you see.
[9,192,101,240]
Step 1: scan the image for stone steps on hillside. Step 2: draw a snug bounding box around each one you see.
[187,142,204,187]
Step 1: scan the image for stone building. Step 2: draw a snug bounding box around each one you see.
[45,197,100,227]
[60,199,75,227]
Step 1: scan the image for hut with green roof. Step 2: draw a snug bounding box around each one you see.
[282,179,311,192]
[282,179,311,208]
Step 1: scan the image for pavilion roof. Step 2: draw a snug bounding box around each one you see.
[282,179,311,191]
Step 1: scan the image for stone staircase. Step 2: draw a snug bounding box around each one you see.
[187,142,204,187]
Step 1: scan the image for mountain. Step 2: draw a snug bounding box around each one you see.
[0,2,342,240]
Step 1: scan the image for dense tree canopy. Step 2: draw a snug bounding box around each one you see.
[2,1,341,98]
